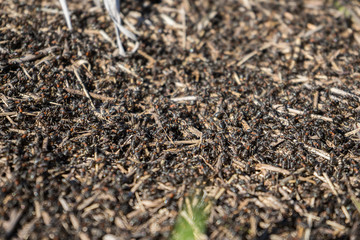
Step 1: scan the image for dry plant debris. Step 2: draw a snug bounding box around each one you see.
[1,0,360,239]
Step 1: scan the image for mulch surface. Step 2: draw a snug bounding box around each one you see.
[1,0,360,239]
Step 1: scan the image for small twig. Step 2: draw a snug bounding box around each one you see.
[8,46,60,65]
[255,163,290,175]
[135,192,146,212]
[117,63,139,78]
[20,66,32,80]
[323,172,339,197]
[130,175,150,193]
[237,43,273,66]
[313,91,319,110]
[345,125,360,137]
[148,139,200,147]
[241,120,251,131]
[151,110,175,146]
[64,88,115,102]
[198,155,216,172]
[0,106,16,125]
[72,66,96,110]
[346,177,360,214]
[302,25,324,38]
[83,29,117,48]
[326,220,346,232]
[0,112,39,117]
[330,87,360,101]
[170,96,198,102]
[8,128,36,135]
[304,215,313,240]
[0,112,17,117]
[323,173,351,222]
[303,144,330,160]
[3,208,25,236]
[137,50,155,66]
[273,104,333,122]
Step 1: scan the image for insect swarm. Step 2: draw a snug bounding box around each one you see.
[1,0,360,239]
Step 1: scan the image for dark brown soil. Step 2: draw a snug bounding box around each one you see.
[1,0,360,239]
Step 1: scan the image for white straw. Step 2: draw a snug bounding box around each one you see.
[58,0,138,56]
[59,0,72,30]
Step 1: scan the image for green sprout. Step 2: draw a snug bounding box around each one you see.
[171,191,211,240]
[332,0,360,25]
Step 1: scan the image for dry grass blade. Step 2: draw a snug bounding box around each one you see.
[58,0,72,30]
[103,0,139,56]
[57,0,138,56]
